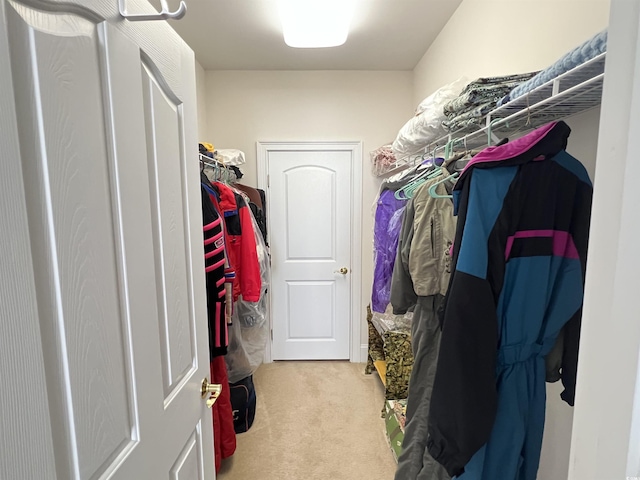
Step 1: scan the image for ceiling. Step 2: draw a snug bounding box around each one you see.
[152,0,462,71]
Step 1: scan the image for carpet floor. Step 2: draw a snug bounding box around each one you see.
[218,361,397,480]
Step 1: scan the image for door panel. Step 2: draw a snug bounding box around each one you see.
[284,166,335,260]
[270,149,352,360]
[170,427,204,480]
[1,1,213,478]
[0,2,57,478]
[287,281,336,338]
[6,6,138,477]
[141,61,196,401]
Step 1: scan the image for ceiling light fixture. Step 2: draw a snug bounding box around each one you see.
[277,0,356,49]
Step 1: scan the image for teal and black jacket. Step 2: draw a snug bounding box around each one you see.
[427,121,592,480]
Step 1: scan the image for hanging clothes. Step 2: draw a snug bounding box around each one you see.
[210,181,262,303]
[201,182,234,357]
[372,189,407,313]
[234,183,262,209]
[210,356,236,471]
[224,201,271,385]
[371,160,443,313]
[427,121,592,480]
[234,183,268,245]
[390,173,456,314]
[391,174,456,480]
[255,188,268,245]
[395,295,448,480]
[201,174,237,471]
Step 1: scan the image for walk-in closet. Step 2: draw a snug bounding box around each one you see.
[1,1,639,480]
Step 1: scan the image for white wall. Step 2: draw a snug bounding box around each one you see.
[203,70,414,348]
[195,60,208,141]
[411,1,609,478]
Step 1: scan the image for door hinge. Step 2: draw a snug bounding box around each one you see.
[270,329,273,341]
[267,174,270,188]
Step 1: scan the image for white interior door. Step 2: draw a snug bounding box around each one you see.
[0,1,213,479]
[266,145,354,360]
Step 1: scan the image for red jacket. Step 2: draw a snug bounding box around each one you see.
[210,357,236,471]
[210,182,261,302]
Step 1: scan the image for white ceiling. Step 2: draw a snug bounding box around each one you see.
[153,0,462,71]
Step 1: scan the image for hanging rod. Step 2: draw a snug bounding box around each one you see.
[199,153,225,168]
[200,154,237,184]
[119,0,187,21]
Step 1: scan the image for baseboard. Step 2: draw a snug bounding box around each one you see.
[360,344,368,363]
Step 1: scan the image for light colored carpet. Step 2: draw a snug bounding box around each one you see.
[218,361,397,480]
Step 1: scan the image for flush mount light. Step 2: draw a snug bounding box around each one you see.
[277,0,356,48]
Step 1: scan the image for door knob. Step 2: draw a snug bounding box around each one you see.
[201,378,222,409]
[334,267,349,275]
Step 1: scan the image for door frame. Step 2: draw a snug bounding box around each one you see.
[257,141,363,363]
[568,1,640,478]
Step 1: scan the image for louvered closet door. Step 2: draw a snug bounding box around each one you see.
[0,1,213,479]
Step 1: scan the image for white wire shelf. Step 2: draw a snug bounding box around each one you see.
[378,52,606,177]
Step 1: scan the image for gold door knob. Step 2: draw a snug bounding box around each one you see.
[334,267,349,275]
[201,378,222,408]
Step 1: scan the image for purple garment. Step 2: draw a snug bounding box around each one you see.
[371,190,407,313]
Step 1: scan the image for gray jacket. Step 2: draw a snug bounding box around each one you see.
[390,177,456,314]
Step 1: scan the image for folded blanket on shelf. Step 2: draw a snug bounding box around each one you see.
[443,72,538,117]
[443,72,538,132]
[442,100,495,132]
[498,30,607,107]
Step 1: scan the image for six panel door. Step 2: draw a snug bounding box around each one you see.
[1,1,213,478]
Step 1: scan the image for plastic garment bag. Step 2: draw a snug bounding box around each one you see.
[371,190,407,313]
[225,203,270,384]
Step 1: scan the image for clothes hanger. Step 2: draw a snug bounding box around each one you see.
[428,171,459,199]
[220,158,231,184]
[423,136,466,199]
[201,153,239,186]
[199,154,219,173]
[450,137,474,172]
[394,153,441,200]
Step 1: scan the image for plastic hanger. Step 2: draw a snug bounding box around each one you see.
[428,172,458,199]
[394,156,441,200]
[200,153,228,184]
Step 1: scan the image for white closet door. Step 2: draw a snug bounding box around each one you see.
[0,1,213,479]
[268,146,353,360]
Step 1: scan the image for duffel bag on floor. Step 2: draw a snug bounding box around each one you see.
[229,375,256,434]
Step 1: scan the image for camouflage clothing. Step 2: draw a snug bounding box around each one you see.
[366,306,384,374]
[382,330,413,400]
[366,306,414,413]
